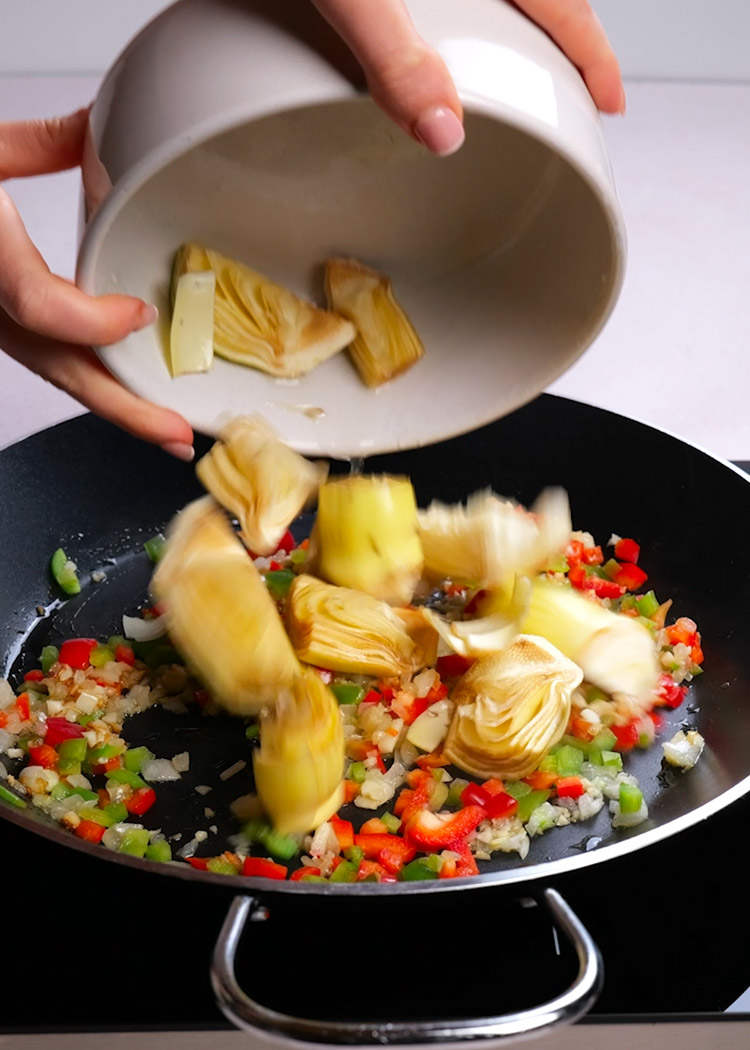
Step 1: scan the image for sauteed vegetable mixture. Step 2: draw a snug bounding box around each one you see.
[0,418,705,882]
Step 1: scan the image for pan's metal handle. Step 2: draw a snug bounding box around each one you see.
[210,887,603,1045]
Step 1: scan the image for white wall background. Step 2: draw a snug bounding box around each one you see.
[1,0,749,79]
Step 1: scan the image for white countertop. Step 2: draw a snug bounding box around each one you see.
[1,76,750,460]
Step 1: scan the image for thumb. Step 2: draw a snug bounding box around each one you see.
[311,0,465,156]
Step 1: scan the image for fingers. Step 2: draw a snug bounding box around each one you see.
[311,0,465,155]
[0,107,91,180]
[513,0,625,113]
[1,310,194,458]
[0,188,157,346]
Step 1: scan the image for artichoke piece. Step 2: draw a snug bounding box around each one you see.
[169,271,216,376]
[151,496,299,715]
[424,576,532,658]
[417,487,571,587]
[172,243,356,378]
[196,415,326,556]
[324,257,425,387]
[311,474,423,605]
[519,578,660,704]
[254,668,345,834]
[285,574,436,678]
[443,635,583,780]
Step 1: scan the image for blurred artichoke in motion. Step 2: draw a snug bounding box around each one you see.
[520,578,660,704]
[424,575,532,658]
[310,474,423,605]
[285,574,437,678]
[417,487,571,587]
[253,668,345,834]
[444,635,583,780]
[325,257,425,388]
[196,415,326,556]
[172,243,355,377]
[151,497,299,715]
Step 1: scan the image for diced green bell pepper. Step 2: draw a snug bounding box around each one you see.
[40,645,59,674]
[245,723,260,741]
[344,845,364,866]
[50,782,98,803]
[131,639,183,668]
[329,860,358,883]
[106,767,147,789]
[144,534,167,563]
[289,548,307,567]
[348,761,367,784]
[242,819,299,860]
[104,801,128,824]
[421,853,444,873]
[78,806,116,828]
[538,753,558,773]
[89,646,115,668]
[264,569,296,600]
[381,811,402,834]
[635,590,660,618]
[330,682,365,705]
[298,873,328,883]
[123,746,154,773]
[118,828,151,857]
[517,789,552,822]
[602,558,621,580]
[553,744,583,776]
[602,750,623,770]
[57,736,87,776]
[446,778,470,807]
[87,743,124,764]
[145,839,172,863]
[50,547,81,596]
[619,782,643,813]
[400,859,439,881]
[207,857,239,875]
[503,780,533,800]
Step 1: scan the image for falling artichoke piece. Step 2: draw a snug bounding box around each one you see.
[169,271,216,376]
[519,579,660,704]
[443,635,583,780]
[417,487,572,588]
[310,474,423,605]
[172,243,356,378]
[324,257,425,387]
[151,496,300,715]
[253,668,345,834]
[424,575,532,659]
[285,574,437,679]
[196,415,326,556]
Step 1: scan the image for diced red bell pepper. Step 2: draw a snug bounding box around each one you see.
[405,806,486,850]
[612,563,648,592]
[402,695,430,726]
[614,537,640,564]
[29,743,58,769]
[357,859,386,881]
[24,669,45,683]
[58,638,97,670]
[361,689,382,704]
[275,529,296,554]
[125,787,157,816]
[690,643,704,666]
[75,820,106,844]
[343,780,360,803]
[463,589,487,616]
[524,770,559,791]
[436,654,475,678]
[566,540,585,566]
[0,711,7,729]
[329,814,354,851]
[556,776,585,799]
[666,617,699,647]
[655,673,688,709]
[581,545,604,565]
[484,791,519,820]
[354,833,405,858]
[44,717,84,747]
[461,782,490,808]
[611,719,640,751]
[480,778,506,797]
[399,773,433,823]
[415,751,451,770]
[360,817,389,836]
[114,643,136,666]
[187,857,209,870]
[446,842,479,878]
[378,842,417,874]
[569,716,600,742]
[91,755,123,776]
[242,857,288,880]
[425,681,448,703]
[649,710,665,731]
[15,693,31,722]
[587,576,627,599]
[290,866,322,881]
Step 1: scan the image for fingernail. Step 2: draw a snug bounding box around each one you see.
[619,88,627,116]
[161,441,195,463]
[414,106,465,157]
[134,303,159,331]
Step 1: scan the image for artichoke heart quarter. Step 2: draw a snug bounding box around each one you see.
[417,487,571,587]
[285,574,432,679]
[311,474,423,605]
[151,496,299,715]
[443,635,583,780]
[172,243,355,378]
[196,415,326,556]
[253,668,345,834]
[324,257,425,388]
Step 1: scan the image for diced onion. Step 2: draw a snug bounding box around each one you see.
[0,680,15,710]
[171,751,190,772]
[0,728,17,753]
[122,613,168,642]
[141,758,181,782]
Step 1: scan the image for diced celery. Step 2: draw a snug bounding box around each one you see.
[89,646,115,669]
[330,683,365,705]
[207,858,239,875]
[78,806,115,828]
[118,829,151,857]
[428,781,449,811]
[554,744,583,777]
[503,780,533,800]
[329,860,358,883]
[123,746,154,773]
[349,761,367,784]
[517,789,552,822]
[0,784,27,808]
[40,645,59,674]
[619,782,643,813]
[381,812,402,834]
[400,859,439,881]
[145,840,172,863]
[635,590,660,618]
[602,750,623,770]
[144,534,167,563]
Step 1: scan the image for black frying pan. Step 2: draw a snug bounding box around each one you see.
[2,394,749,1043]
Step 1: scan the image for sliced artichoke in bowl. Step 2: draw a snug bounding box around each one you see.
[253,667,345,835]
[196,414,326,556]
[324,257,425,387]
[443,635,583,780]
[172,243,355,378]
[285,573,436,679]
[310,473,423,605]
[151,496,300,715]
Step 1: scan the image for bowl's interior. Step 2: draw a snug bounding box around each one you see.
[90,98,619,455]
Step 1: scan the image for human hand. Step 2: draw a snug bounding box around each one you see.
[0,108,195,460]
[312,0,625,155]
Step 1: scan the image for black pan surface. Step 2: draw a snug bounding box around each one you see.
[2,394,750,897]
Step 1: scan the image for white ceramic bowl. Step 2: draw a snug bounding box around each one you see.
[77,0,626,458]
